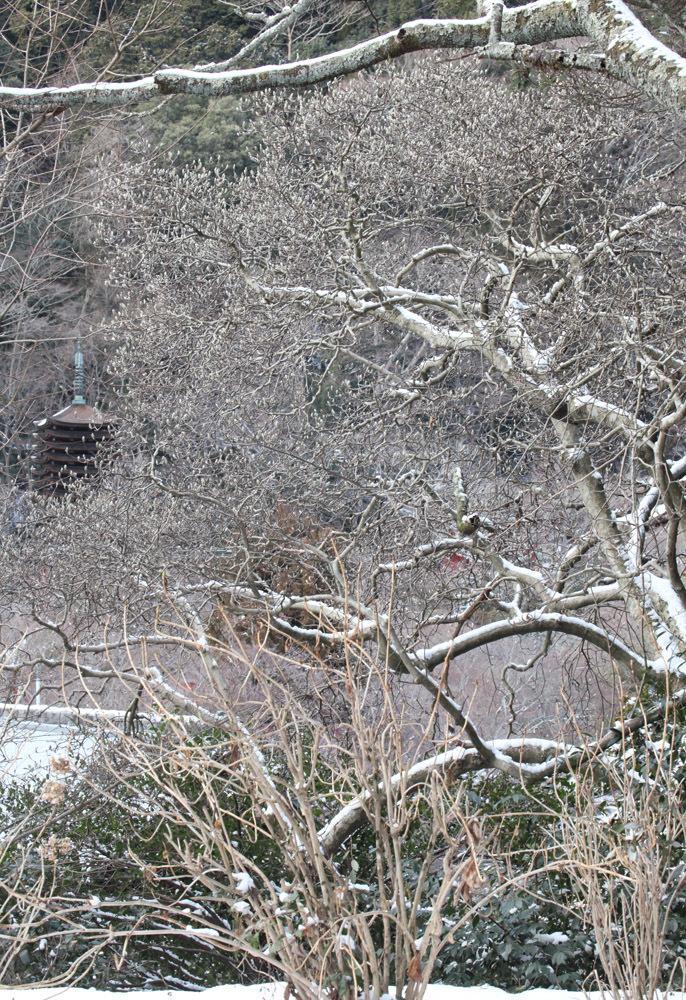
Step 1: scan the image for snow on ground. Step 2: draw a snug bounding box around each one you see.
[0,718,95,779]
[4,985,679,1000]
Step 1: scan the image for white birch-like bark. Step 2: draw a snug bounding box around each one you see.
[578,0,686,115]
[0,1,684,117]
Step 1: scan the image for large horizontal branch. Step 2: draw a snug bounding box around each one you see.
[317,737,559,855]
[0,76,159,113]
[0,6,576,112]
[3,2,682,119]
[417,610,647,673]
[475,39,607,71]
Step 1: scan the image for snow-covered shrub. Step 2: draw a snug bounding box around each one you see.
[419,778,595,991]
[5,646,686,998]
[94,672,489,1000]
[557,713,686,1000]
[424,710,686,994]
[0,639,498,1000]
[0,743,265,989]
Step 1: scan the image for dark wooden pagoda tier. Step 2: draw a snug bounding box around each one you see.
[32,402,116,494]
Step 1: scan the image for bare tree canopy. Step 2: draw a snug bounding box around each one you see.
[2,2,686,994]
[2,50,684,813]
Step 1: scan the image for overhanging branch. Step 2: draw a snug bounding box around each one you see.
[4,2,683,118]
[417,611,647,674]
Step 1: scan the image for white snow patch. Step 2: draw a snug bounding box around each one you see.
[647,573,686,643]
[602,1,686,76]
[185,926,221,938]
[642,574,686,676]
[532,931,569,946]
[337,932,356,951]
[231,871,255,895]
[2,985,656,1000]
[0,719,95,779]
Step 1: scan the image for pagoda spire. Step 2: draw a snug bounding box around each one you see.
[73,336,86,405]
[31,335,116,494]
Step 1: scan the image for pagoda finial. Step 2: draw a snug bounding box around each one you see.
[73,336,86,405]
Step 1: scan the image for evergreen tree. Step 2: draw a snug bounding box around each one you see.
[386,0,424,29]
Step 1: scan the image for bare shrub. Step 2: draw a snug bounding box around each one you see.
[556,726,686,1000]
[0,625,538,995]
[84,635,493,1000]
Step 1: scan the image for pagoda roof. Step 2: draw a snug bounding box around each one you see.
[36,402,114,427]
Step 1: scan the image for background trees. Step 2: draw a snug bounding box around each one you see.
[1,0,686,994]
[2,48,684,771]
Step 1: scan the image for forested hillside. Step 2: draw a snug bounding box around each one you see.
[0,0,466,482]
[2,0,683,482]
[1,1,686,996]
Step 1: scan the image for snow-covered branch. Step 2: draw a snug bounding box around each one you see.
[317,737,559,855]
[579,0,686,116]
[318,681,686,854]
[416,611,646,674]
[1,2,684,118]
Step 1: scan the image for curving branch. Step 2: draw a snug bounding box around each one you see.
[255,276,649,445]
[578,0,686,115]
[0,2,684,118]
[318,683,686,855]
[317,737,560,855]
[416,611,647,674]
[193,0,319,73]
